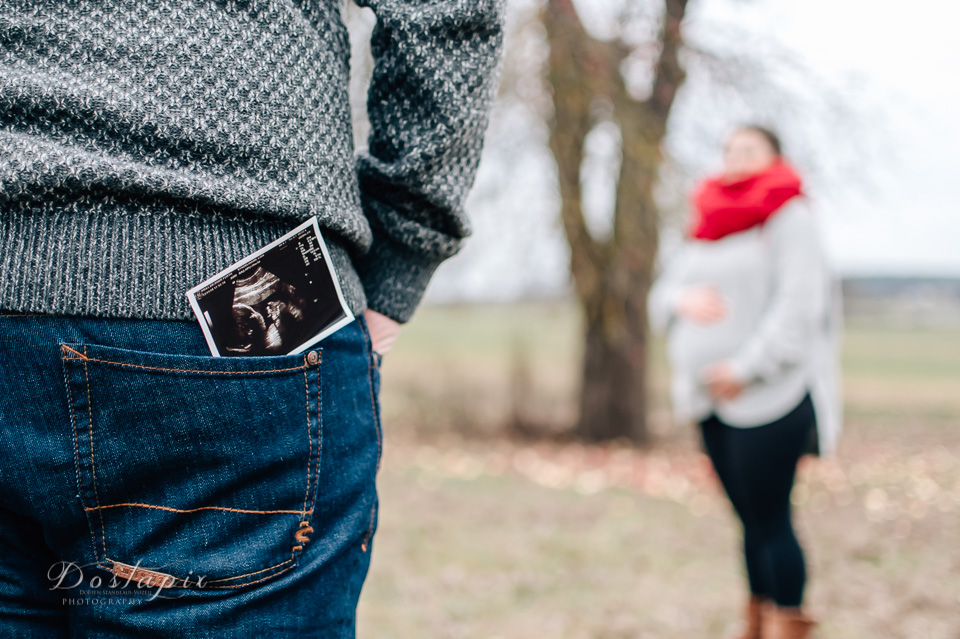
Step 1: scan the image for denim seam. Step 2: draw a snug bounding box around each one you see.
[84,503,306,515]
[358,316,382,553]
[62,352,101,566]
[358,317,383,472]
[299,353,322,555]
[202,562,298,589]
[367,362,383,474]
[62,345,310,375]
[104,557,300,589]
[301,367,313,517]
[203,558,296,584]
[82,346,111,567]
[314,353,323,517]
[62,345,324,589]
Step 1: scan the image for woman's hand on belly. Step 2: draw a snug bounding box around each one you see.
[702,360,746,401]
[675,285,728,325]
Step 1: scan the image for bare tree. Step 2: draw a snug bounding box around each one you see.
[345,0,879,445]
[542,0,689,444]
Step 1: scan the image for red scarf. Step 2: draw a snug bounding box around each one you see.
[689,159,803,241]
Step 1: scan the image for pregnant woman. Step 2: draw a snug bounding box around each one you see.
[648,126,842,639]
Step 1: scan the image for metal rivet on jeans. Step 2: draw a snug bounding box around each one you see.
[306,350,320,365]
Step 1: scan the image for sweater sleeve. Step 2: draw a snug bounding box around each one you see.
[350,0,507,323]
[727,200,828,382]
[648,244,693,336]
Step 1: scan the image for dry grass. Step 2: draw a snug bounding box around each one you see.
[356,302,960,638]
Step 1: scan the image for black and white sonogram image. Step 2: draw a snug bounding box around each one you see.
[186,219,354,357]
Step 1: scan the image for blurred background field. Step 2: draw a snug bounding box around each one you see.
[357,302,960,639]
[343,0,960,634]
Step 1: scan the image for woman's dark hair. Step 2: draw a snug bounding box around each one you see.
[738,124,782,156]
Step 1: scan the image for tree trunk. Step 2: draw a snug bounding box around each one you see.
[543,0,689,445]
[577,286,651,442]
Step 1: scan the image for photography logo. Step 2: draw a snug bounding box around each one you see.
[186,218,354,357]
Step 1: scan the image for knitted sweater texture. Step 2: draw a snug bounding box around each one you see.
[0,0,505,323]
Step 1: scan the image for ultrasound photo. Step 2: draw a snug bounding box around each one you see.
[186,218,354,357]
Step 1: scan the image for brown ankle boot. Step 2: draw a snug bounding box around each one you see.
[761,604,818,639]
[732,595,767,639]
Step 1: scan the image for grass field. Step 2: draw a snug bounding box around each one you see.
[356,302,960,639]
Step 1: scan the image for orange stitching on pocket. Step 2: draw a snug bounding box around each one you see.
[60,345,310,376]
[63,357,309,375]
[82,346,109,562]
[201,558,296,584]
[61,345,88,359]
[63,355,101,562]
[105,555,297,588]
[297,356,321,543]
[314,360,322,511]
[301,367,312,516]
[85,503,309,515]
[204,561,297,589]
[306,357,322,519]
[294,523,313,543]
[71,346,315,590]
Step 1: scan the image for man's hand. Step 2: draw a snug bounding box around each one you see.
[362,308,402,356]
[675,285,727,325]
[702,361,746,401]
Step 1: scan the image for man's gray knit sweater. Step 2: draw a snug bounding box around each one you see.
[0,0,505,324]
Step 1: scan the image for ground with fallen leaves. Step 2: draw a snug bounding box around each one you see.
[355,303,960,639]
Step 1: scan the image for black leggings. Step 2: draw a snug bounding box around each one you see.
[699,392,815,608]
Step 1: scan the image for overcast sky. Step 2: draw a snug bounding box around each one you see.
[423,0,960,304]
[703,0,960,275]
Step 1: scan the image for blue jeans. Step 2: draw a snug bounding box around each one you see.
[0,311,383,637]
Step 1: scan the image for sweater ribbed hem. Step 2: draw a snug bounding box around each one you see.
[0,207,367,322]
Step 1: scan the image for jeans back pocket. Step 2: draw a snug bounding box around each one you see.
[60,341,322,590]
